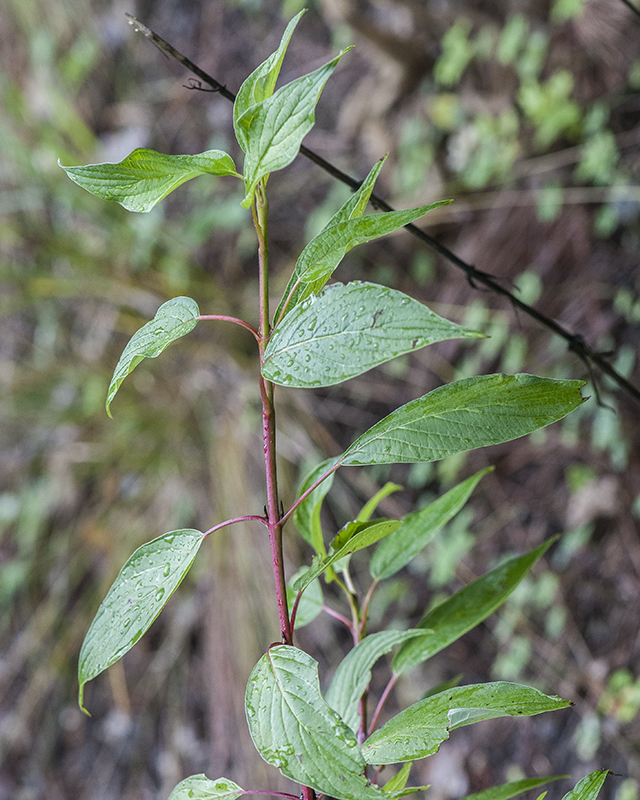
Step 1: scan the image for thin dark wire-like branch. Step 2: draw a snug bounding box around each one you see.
[617,0,640,22]
[125,14,640,408]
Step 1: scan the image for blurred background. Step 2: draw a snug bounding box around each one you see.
[1,0,640,798]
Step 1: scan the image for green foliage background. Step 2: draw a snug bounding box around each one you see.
[0,0,639,798]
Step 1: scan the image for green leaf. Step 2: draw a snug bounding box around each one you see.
[106,296,199,417]
[263,281,482,388]
[237,47,352,207]
[78,529,204,713]
[233,11,305,141]
[273,157,387,322]
[325,630,426,734]
[275,201,451,318]
[358,482,403,523]
[393,538,556,675]
[288,568,324,628]
[340,374,586,467]
[167,775,244,800]
[561,771,610,800]
[362,682,571,764]
[292,519,402,594]
[382,762,413,794]
[293,457,340,553]
[370,467,492,580]
[245,646,401,800]
[59,148,239,212]
[459,775,567,800]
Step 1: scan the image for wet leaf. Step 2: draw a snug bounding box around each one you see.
[233,11,305,138]
[237,48,352,207]
[167,775,244,800]
[59,148,239,212]
[325,630,425,733]
[245,646,403,800]
[275,202,451,317]
[341,374,586,466]
[106,296,199,417]
[78,529,204,713]
[273,157,387,322]
[263,281,482,387]
[362,682,570,764]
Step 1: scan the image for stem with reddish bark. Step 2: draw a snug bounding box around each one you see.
[253,183,293,647]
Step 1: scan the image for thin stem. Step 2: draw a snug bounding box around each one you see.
[369,673,398,736]
[321,604,355,634]
[242,792,300,799]
[126,14,640,407]
[197,314,261,342]
[280,461,342,526]
[360,579,379,638]
[203,515,267,538]
[253,182,293,646]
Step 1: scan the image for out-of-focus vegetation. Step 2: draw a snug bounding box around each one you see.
[1,1,639,799]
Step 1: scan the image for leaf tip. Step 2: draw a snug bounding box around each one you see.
[78,685,92,717]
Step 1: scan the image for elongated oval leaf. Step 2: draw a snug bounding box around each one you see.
[167,775,244,800]
[362,682,570,764]
[293,456,340,553]
[78,528,204,713]
[341,374,586,467]
[460,776,568,800]
[292,519,401,594]
[238,48,352,207]
[325,630,426,734]
[393,538,556,675]
[233,11,305,140]
[288,568,324,628]
[106,296,199,417]
[263,281,482,387]
[59,148,239,212]
[246,646,401,800]
[273,157,387,322]
[277,201,451,317]
[561,771,610,800]
[370,467,492,580]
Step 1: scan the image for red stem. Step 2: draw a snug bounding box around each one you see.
[253,185,292,647]
[279,461,342,526]
[369,673,398,736]
[197,314,260,342]
[203,515,267,538]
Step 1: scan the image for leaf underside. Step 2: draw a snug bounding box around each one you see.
[106,296,199,416]
[78,529,204,713]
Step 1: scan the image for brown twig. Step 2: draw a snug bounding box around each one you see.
[125,13,640,408]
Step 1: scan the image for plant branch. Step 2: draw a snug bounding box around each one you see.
[125,13,640,408]
[369,673,398,736]
[203,515,267,538]
[253,183,293,647]
[280,461,342,526]
[197,314,260,342]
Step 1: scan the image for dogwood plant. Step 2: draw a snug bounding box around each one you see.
[61,12,609,800]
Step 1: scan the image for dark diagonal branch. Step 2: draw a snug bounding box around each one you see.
[125,14,640,408]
